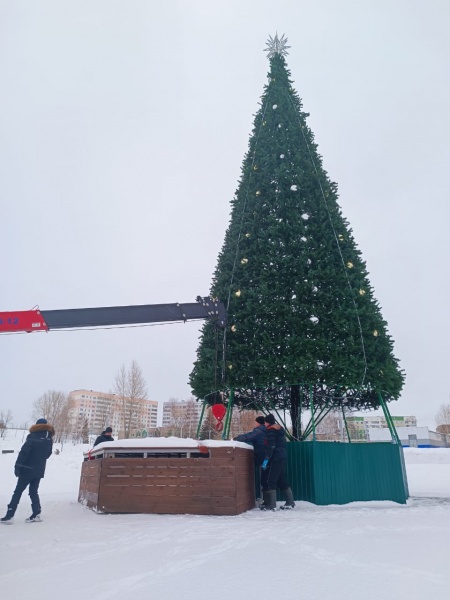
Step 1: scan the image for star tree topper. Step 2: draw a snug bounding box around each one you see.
[264,33,290,59]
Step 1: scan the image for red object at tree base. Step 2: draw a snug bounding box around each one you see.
[211,404,226,421]
[211,404,227,432]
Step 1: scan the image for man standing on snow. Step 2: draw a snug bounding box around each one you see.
[260,414,295,511]
[1,418,54,524]
[93,427,114,447]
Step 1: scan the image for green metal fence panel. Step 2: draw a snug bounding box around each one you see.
[283,441,408,505]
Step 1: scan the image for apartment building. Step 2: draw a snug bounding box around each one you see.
[69,389,158,436]
[162,399,202,437]
[346,415,417,441]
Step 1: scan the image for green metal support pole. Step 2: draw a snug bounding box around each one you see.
[378,392,401,445]
[302,406,330,440]
[309,385,316,441]
[342,407,352,443]
[298,386,302,440]
[222,388,235,440]
[302,406,333,439]
[195,399,208,439]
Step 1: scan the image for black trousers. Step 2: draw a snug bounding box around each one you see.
[261,459,289,492]
[8,477,42,516]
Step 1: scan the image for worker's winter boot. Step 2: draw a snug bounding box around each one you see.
[280,487,295,510]
[25,514,42,523]
[261,489,277,511]
[0,506,15,524]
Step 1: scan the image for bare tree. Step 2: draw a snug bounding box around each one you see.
[0,409,13,439]
[164,397,200,438]
[81,417,90,444]
[31,390,73,443]
[113,360,148,438]
[229,408,260,438]
[435,403,450,428]
[316,411,341,441]
[165,398,189,438]
[198,407,220,440]
[97,395,115,434]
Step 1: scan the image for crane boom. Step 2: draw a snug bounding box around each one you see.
[0,296,226,334]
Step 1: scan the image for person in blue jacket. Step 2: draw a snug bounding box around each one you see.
[234,415,267,504]
[260,414,295,511]
[94,427,114,447]
[234,416,266,466]
[1,418,54,524]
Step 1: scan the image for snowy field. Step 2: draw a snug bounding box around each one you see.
[1,431,449,600]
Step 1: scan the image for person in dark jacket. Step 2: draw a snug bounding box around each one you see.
[234,416,266,466]
[94,427,114,447]
[260,414,295,511]
[1,418,54,524]
[234,416,267,503]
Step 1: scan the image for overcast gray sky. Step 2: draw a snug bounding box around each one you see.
[1,0,449,428]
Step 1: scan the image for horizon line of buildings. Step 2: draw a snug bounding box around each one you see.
[22,388,445,448]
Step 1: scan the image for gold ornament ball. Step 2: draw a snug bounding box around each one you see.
[231,325,237,332]
[228,364,233,370]
[256,190,261,196]
[347,262,354,269]
[245,233,251,238]
[235,290,241,297]
[253,165,258,171]
[359,289,366,296]
[373,330,379,337]
[263,121,266,126]
[338,234,344,241]
[240,258,248,264]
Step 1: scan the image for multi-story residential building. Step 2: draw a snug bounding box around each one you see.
[69,389,158,437]
[364,415,417,429]
[162,399,202,437]
[346,415,417,441]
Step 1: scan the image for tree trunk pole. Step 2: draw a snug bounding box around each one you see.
[290,385,301,440]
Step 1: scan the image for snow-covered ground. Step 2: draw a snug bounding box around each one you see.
[1,431,449,600]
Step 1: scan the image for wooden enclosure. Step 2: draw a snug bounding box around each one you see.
[79,441,255,516]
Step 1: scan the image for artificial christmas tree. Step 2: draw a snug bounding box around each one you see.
[190,35,404,439]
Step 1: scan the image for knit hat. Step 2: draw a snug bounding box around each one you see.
[104,427,113,433]
[36,418,48,424]
[255,416,265,425]
[264,414,276,425]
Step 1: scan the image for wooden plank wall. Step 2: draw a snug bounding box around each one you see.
[79,459,102,508]
[79,447,255,516]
